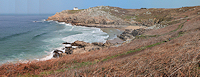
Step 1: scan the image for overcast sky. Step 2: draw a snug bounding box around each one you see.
[0,0,200,14]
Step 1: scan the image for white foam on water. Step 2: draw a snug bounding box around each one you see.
[72,46,78,48]
[62,26,109,43]
[65,23,72,26]
[33,19,46,23]
[58,22,66,24]
[69,26,74,31]
[47,20,53,22]
[38,51,54,61]
[38,45,66,61]
[1,21,109,64]
[66,44,72,47]
[36,22,109,62]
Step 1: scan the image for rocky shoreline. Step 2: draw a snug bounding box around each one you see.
[52,40,118,58]
[52,27,148,58]
[47,6,153,58]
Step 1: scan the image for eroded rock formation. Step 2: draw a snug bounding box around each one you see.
[118,28,147,41]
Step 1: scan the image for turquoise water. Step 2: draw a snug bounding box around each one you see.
[0,14,109,64]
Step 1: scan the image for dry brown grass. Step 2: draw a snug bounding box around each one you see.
[66,30,200,77]
[54,14,200,77]
[144,22,180,35]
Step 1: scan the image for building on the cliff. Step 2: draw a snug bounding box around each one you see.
[73,7,78,10]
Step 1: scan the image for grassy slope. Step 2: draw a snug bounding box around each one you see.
[54,16,200,76]
[0,6,200,77]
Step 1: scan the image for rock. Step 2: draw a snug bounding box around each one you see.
[65,47,73,54]
[71,41,91,47]
[61,53,67,56]
[53,50,64,58]
[131,28,146,36]
[72,48,86,54]
[103,41,112,47]
[62,42,71,44]
[92,42,104,47]
[85,46,102,52]
[118,28,147,41]
[71,41,105,53]
[53,53,60,58]
[118,34,135,41]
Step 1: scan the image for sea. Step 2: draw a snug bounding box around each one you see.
[0,14,122,65]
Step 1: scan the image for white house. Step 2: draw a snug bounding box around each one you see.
[73,7,78,10]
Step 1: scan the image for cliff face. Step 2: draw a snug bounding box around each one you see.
[47,6,134,28]
[47,6,200,28]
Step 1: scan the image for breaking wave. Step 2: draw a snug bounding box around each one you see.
[32,32,48,39]
[0,31,32,41]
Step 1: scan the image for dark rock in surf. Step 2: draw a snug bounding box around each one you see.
[53,49,64,58]
[62,42,71,44]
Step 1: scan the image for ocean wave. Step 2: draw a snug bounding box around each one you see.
[62,27,109,43]
[69,26,74,31]
[65,23,72,26]
[0,31,32,41]
[37,46,66,61]
[33,19,46,23]
[37,51,54,61]
[32,32,48,40]
[62,33,109,43]
[58,22,66,24]
[35,22,109,62]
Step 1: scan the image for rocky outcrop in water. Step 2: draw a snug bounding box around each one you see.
[53,50,64,58]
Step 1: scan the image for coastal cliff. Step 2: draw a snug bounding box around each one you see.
[47,6,161,28]
[47,6,200,28]
[47,6,134,28]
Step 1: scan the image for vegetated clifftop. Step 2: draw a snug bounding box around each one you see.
[47,6,134,28]
[47,6,200,28]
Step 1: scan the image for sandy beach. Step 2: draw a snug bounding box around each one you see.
[125,26,146,29]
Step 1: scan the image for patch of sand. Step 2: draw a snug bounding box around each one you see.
[125,26,146,30]
[107,38,124,44]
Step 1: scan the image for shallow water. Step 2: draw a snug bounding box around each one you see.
[101,28,123,40]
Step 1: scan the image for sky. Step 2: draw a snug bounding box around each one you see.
[0,0,200,14]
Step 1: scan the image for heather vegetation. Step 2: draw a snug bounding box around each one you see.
[1,6,200,77]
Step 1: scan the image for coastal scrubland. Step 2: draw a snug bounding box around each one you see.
[1,6,200,77]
